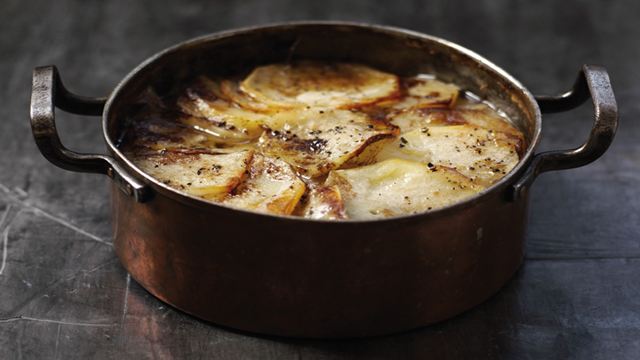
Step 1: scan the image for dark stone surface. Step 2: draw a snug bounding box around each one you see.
[1,0,639,358]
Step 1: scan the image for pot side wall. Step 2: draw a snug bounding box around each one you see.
[111,181,529,338]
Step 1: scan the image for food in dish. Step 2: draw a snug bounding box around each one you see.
[119,60,524,219]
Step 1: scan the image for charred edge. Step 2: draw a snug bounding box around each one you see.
[184,80,219,103]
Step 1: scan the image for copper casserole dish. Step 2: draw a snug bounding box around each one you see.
[29,22,617,338]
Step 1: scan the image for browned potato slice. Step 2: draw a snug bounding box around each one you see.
[454,104,525,154]
[119,111,258,157]
[127,133,256,157]
[180,75,231,105]
[240,60,401,109]
[293,185,348,220]
[376,125,520,187]
[220,79,279,113]
[258,108,399,178]
[120,116,202,154]
[118,93,253,157]
[221,154,306,215]
[177,76,270,141]
[381,77,459,109]
[325,159,484,219]
[387,105,524,152]
[132,150,254,199]
[339,139,389,168]
[387,107,468,133]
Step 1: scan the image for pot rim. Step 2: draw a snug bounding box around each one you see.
[103,21,542,223]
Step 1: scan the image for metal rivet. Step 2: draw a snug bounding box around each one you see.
[126,184,133,195]
[107,167,114,178]
[519,186,527,198]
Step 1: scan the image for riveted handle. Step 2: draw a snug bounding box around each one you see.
[30,65,149,203]
[509,64,618,202]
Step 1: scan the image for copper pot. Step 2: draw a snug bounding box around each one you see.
[29,22,617,338]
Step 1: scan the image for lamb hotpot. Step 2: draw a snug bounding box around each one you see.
[30,22,617,338]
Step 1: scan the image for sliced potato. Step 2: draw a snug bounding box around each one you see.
[240,60,401,109]
[180,75,232,105]
[125,129,256,157]
[376,125,520,187]
[177,76,270,141]
[120,115,257,157]
[119,107,240,157]
[220,79,279,113]
[454,105,525,155]
[258,108,399,177]
[122,63,525,220]
[132,150,254,199]
[221,154,306,215]
[387,105,524,149]
[379,77,459,109]
[293,184,348,220]
[387,108,468,133]
[325,159,484,219]
[404,78,459,100]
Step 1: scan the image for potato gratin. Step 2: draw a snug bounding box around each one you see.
[119,60,524,219]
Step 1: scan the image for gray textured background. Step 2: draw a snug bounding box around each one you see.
[2,0,639,358]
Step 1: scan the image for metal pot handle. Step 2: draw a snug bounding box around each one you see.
[508,64,618,202]
[30,65,149,203]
